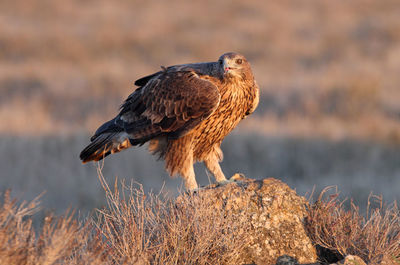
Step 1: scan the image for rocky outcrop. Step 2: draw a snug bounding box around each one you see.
[187,176,317,265]
[333,255,367,265]
[274,254,368,265]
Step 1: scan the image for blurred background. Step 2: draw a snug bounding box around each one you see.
[0,0,399,215]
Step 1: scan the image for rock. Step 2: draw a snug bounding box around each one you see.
[333,255,366,265]
[187,176,318,265]
[275,254,325,265]
[380,254,399,265]
[275,255,300,265]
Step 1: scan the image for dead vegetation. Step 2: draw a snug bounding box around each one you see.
[0,170,250,264]
[305,187,400,264]
[0,174,399,264]
[93,169,250,264]
[0,190,92,265]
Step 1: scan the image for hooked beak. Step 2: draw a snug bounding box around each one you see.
[223,61,234,74]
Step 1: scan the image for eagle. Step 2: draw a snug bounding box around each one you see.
[80,52,259,190]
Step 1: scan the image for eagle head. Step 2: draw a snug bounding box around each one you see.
[218,52,252,80]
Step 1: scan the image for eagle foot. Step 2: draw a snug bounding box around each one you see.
[216,173,246,187]
[230,172,246,181]
[186,173,247,193]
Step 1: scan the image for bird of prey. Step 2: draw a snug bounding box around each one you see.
[80,52,259,190]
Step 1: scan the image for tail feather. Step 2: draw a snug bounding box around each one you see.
[80,132,132,163]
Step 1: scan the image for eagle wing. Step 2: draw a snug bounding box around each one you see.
[93,68,221,145]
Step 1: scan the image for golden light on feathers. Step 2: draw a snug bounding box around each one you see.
[80,52,259,189]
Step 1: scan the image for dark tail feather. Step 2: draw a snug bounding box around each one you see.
[80,132,131,163]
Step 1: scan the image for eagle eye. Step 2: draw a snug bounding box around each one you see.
[236,59,243,65]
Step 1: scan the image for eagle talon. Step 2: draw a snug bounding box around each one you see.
[216,173,246,186]
[186,187,203,194]
[216,179,230,186]
[230,173,246,181]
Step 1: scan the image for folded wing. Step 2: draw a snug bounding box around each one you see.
[123,70,221,139]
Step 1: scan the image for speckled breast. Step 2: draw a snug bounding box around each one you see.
[191,82,251,160]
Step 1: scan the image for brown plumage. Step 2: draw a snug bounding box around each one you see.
[80,52,259,189]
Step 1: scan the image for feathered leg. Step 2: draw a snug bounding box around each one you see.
[203,147,227,182]
[165,136,198,190]
[181,153,198,190]
[204,159,227,182]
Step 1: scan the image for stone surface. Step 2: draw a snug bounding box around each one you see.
[333,255,367,265]
[191,176,317,265]
[380,254,399,265]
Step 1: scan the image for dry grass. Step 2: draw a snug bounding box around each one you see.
[0,169,250,265]
[305,187,400,264]
[93,168,250,264]
[0,190,99,265]
[1,171,399,264]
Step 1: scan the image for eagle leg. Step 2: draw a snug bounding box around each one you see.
[164,136,198,190]
[180,153,198,190]
[204,154,227,183]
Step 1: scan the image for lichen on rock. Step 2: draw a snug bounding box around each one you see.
[181,176,317,265]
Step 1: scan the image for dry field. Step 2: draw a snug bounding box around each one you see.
[0,171,400,265]
[0,176,399,264]
[1,0,400,140]
[0,0,399,239]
